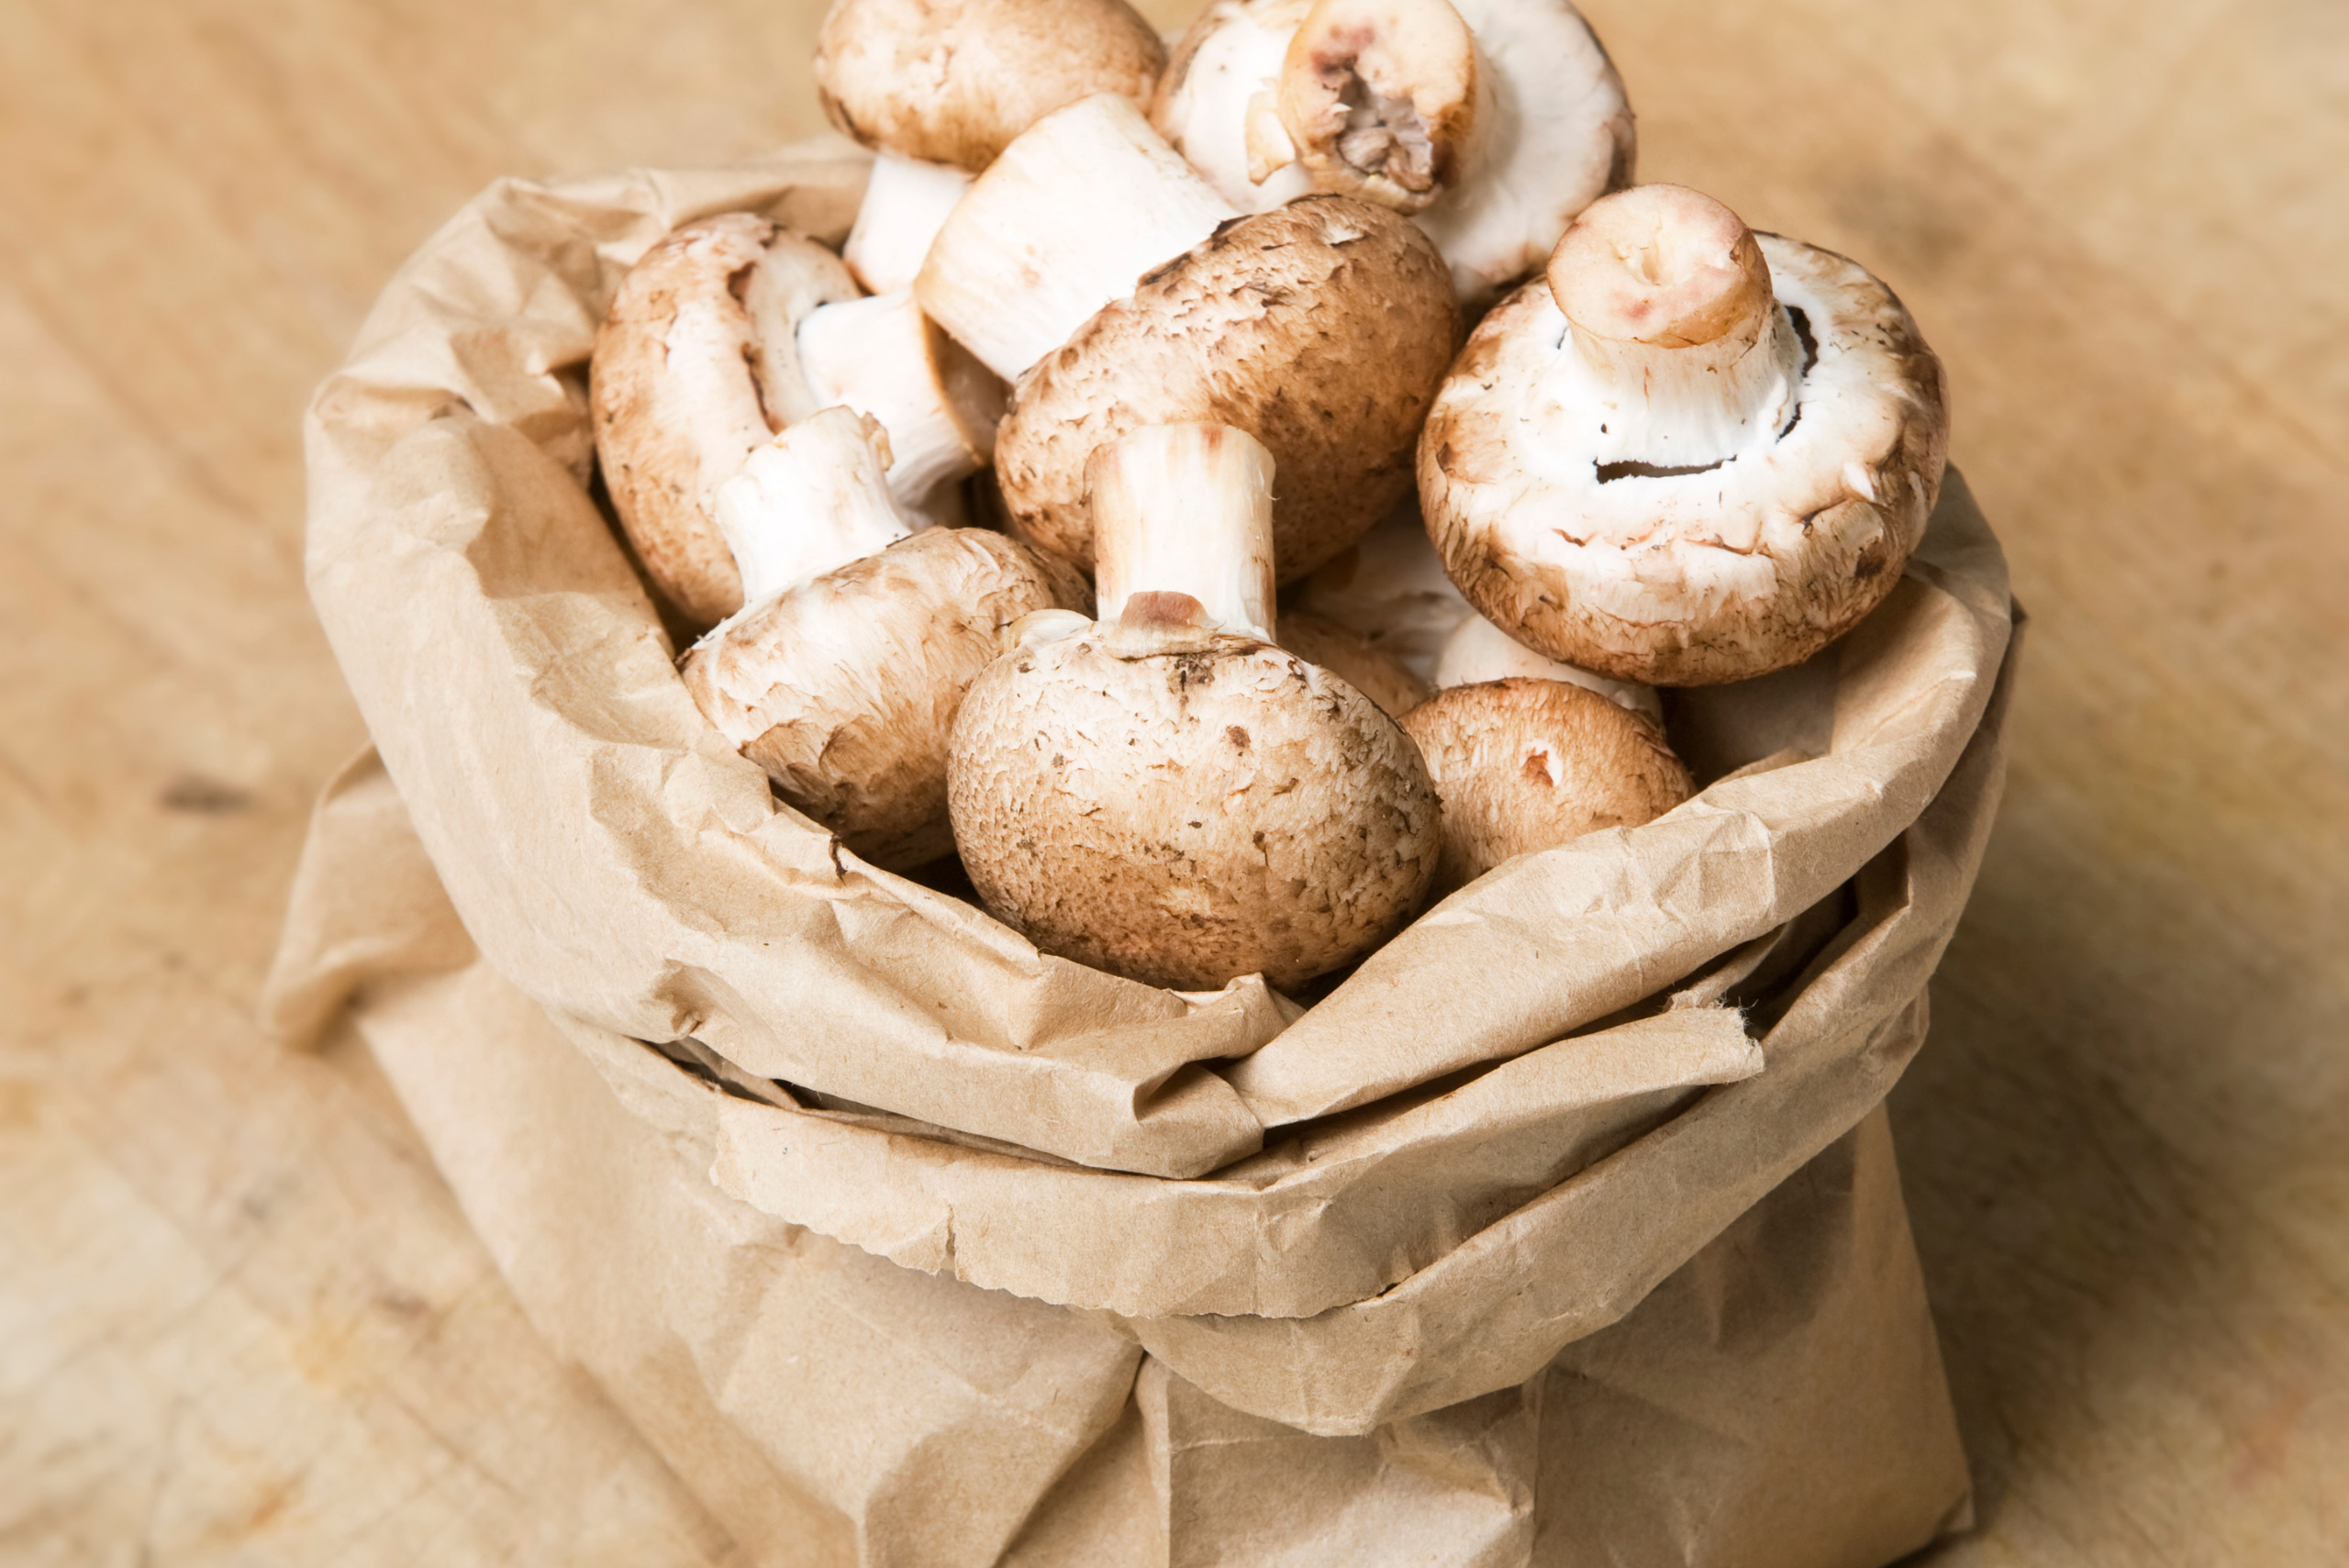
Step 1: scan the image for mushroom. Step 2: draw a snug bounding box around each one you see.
[1419,183,1950,685]
[593,213,1008,626]
[813,0,1166,174]
[947,424,1441,991]
[681,408,1083,871]
[1401,612,1691,891]
[919,96,1458,584]
[1151,0,1634,308]
[1277,611,1431,718]
[592,215,859,628]
[1294,495,1477,681]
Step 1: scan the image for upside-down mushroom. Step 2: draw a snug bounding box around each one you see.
[947,424,1441,991]
[1419,183,1950,685]
[1151,0,1634,307]
[680,408,1082,870]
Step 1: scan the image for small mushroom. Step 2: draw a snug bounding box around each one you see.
[947,424,1441,991]
[923,98,1457,583]
[681,408,1082,870]
[814,0,1167,173]
[591,215,859,628]
[1151,0,1634,308]
[1419,183,1950,685]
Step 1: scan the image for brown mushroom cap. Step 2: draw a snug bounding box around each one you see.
[947,621,1441,991]
[1398,676,1691,891]
[1278,609,1433,717]
[993,195,1458,584]
[591,214,859,628]
[1419,230,1948,685]
[679,528,1082,871]
[813,0,1168,172]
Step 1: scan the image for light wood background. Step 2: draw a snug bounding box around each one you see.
[3,0,2343,1561]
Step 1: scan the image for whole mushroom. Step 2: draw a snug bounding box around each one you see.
[680,408,1082,871]
[1401,611,1691,892]
[1419,183,1950,685]
[1151,0,1634,308]
[918,95,1459,583]
[947,424,1441,991]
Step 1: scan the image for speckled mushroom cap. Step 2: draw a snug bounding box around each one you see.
[1399,675,1690,891]
[591,214,859,628]
[679,526,1082,872]
[813,0,1167,172]
[993,195,1458,584]
[946,610,1441,991]
[1419,192,1949,685]
[1152,0,1633,309]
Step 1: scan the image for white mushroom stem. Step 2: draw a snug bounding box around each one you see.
[1274,0,1483,214]
[1154,1,1318,204]
[1435,613,1664,727]
[916,95,1239,383]
[796,288,1006,517]
[712,407,919,606]
[842,152,974,295]
[1542,183,1804,471]
[1088,424,1277,645]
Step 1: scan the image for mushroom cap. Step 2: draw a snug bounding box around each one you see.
[993,195,1458,584]
[947,628,1441,990]
[1278,609,1433,717]
[1398,676,1691,891]
[813,0,1168,172]
[679,527,1083,871]
[591,215,859,628]
[1419,234,1949,684]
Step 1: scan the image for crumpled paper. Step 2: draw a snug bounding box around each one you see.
[266,146,2014,1564]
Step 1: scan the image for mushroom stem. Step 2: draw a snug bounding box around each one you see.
[842,152,974,295]
[796,288,1007,520]
[1087,424,1278,647]
[1434,613,1663,727]
[1543,183,1803,470]
[712,407,918,607]
[1274,0,1483,215]
[916,95,1240,383]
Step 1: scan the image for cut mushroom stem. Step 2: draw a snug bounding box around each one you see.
[714,407,919,606]
[1434,612,1662,727]
[1544,183,1804,469]
[1273,0,1483,215]
[1087,423,1277,645]
[796,288,1007,522]
[916,94,1240,383]
[843,152,974,295]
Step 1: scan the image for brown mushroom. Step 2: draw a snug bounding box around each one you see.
[813,0,1167,173]
[947,424,1441,990]
[1419,183,1950,684]
[681,408,1082,870]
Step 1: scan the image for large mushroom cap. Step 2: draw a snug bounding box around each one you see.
[1419,202,1948,685]
[948,624,1441,990]
[1398,676,1690,890]
[994,195,1458,584]
[591,215,859,628]
[680,527,1080,871]
[814,0,1167,172]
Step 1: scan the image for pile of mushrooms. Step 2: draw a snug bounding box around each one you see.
[580,0,1949,995]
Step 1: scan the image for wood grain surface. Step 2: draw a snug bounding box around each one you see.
[2,0,2342,1562]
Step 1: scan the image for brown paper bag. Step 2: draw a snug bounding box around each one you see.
[267,146,2015,1562]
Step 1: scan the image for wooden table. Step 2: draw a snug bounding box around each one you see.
[4,0,2342,1560]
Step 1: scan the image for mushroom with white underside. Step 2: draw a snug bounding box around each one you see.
[679,408,1083,872]
[1150,0,1634,309]
[918,94,1458,584]
[1419,183,1950,686]
[591,213,1007,628]
[1401,611,1691,892]
[947,424,1442,992]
